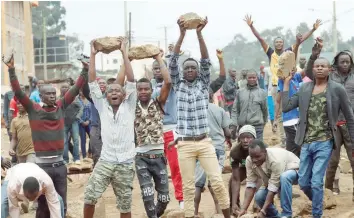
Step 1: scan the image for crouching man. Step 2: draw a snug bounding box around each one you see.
[1,163,64,218]
[238,140,299,218]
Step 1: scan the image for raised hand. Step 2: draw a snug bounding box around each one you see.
[154,49,164,60]
[118,36,128,53]
[90,40,98,55]
[196,16,208,33]
[216,49,223,59]
[312,37,323,57]
[296,33,303,44]
[313,19,322,30]
[244,14,253,27]
[177,17,187,35]
[2,53,14,68]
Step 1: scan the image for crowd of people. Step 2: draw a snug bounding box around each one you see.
[1,14,354,218]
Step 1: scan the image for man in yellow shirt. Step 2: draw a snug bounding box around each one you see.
[244,14,321,100]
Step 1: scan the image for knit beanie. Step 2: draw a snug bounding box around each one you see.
[238,125,257,139]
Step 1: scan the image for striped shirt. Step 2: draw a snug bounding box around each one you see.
[169,52,211,136]
[89,81,137,163]
[9,68,87,158]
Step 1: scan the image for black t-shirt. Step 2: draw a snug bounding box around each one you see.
[230,143,249,168]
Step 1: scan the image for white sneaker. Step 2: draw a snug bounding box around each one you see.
[74,160,81,165]
[179,201,184,209]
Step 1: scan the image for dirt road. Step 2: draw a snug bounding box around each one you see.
[1,124,353,218]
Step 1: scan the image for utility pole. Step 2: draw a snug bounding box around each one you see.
[124,1,128,37]
[332,0,338,55]
[129,12,132,48]
[164,26,168,52]
[43,16,47,80]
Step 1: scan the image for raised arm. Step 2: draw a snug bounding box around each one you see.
[119,37,134,82]
[197,17,209,59]
[3,56,33,112]
[116,64,126,86]
[210,49,226,93]
[155,52,172,106]
[88,41,99,83]
[298,19,322,45]
[244,14,268,52]
[306,38,323,81]
[169,18,187,88]
[59,66,88,109]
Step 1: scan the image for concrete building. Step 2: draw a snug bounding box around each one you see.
[1,1,38,86]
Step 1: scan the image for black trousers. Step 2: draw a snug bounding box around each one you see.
[36,162,67,218]
[284,125,301,157]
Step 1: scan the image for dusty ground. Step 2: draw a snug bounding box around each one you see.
[1,124,354,218]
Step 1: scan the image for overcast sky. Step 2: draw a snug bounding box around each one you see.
[61,0,354,66]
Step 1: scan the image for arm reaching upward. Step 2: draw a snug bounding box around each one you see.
[244,14,268,52]
[3,55,33,112]
[155,51,172,106]
[210,49,226,93]
[119,37,134,82]
[88,40,99,83]
[196,17,209,59]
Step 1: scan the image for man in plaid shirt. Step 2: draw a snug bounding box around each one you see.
[168,17,230,218]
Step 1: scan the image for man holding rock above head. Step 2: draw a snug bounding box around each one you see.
[83,37,136,218]
[168,14,231,218]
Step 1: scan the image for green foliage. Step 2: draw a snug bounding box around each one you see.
[32,1,66,39]
[223,23,353,71]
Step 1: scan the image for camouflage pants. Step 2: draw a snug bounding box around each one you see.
[84,160,135,213]
[135,154,170,218]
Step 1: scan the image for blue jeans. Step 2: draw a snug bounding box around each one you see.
[298,140,333,218]
[79,124,91,158]
[195,148,225,188]
[1,180,65,218]
[267,95,275,121]
[254,170,298,217]
[64,121,80,162]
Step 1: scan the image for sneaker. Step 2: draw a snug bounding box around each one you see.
[75,160,81,165]
[179,201,184,209]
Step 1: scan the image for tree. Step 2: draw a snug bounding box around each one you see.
[222,25,353,72]
[32,1,66,39]
[296,22,314,53]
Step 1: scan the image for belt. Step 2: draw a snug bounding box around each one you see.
[272,85,277,87]
[178,134,207,142]
[136,153,165,159]
[37,161,65,168]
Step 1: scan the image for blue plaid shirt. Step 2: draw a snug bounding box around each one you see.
[169,52,211,136]
[78,98,92,124]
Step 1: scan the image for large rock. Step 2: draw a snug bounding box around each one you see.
[277,51,296,78]
[128,44,160,60]
[93,37,122,54]
[180,12,204,29]
[295,189,336,216]
[161,209,204,218]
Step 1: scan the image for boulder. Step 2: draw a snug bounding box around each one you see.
[295,189,336,216]
[180,12,204,29]
[93,37,122,54]
[162,209,204,218]
[128,44,160,60]
[277,51,296,78]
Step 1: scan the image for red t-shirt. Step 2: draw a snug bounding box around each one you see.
[9,98,18,118]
